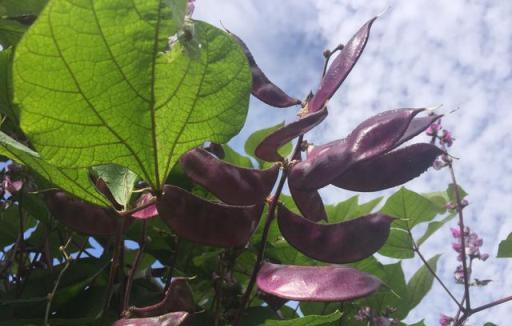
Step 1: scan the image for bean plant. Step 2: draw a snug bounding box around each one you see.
[0,1,511,325]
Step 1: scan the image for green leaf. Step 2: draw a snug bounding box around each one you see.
[447,183,468,203]
[0,48,18,124]
[265,311,342,326]
[417,212,456,246]
[90,164,137,207]
[0,205,36,248]
[0,0,47,17]
[327,196,382,223]
[14,0,251,190]
[406,254,440,311]
[497,233,512,258]
[222,144,254,168]
[0,19,26,47]
[244,121,292,168]
[0,131,108,206]
[381,187,441,229]
[378,228,414,259]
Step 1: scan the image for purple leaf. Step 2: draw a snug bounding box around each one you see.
[180,148,279,205]
[277,204,393,263]
[113,311,189,326]
[308,17,377,113]
[256,262,381,301]
[255,107,328,162]
[289,108,426,190]
[132,192,158,219]
[157,185,263,248]
[229,32,301,108]
[331,143,443,191]
[129,278,195,318]
[45,191,129,236]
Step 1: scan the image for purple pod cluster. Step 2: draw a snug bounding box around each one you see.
[277,205,393,264]
[157,185,263,248]
[307,16,377,113]
[129,278,195,318]
[256,263,381,301]
[229,32,301,108]
[289,108,443,191]
[45,191,129,236]
[113,311,190,326]
[180,148,279,205]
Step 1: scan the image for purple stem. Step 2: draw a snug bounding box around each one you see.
[122,220,147,312]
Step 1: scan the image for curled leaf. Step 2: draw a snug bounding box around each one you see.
[255,107,328,162]
[157,185,263,248]
[331,143,443,192]
[132,192,158,219]
[257,262,381,301]
[180,148,279,205]
[129,278,195,318]
[45,191,128,236]
[308,17,377,113]
[229,32,301,108]
[113,311,189,326]
[277,204,393,263]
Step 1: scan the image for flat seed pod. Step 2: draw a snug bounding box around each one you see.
[157,185,263,248]
[277,205,393,264]
[113,311,189,326]
[308,17,377,113]
[289,108,424,190]
[331,143,443,192]
[256,262,381,302]
[129,278,195,318]
[255,107,328,162]
[289,181,327,222]
[395,114,443,148]
[180,148,279,205]
[230,32,301,108]
[45,191,126,236]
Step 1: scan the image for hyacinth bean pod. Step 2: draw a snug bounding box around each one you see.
[45,191,127,236]
[256,262,381,301]
[289,108,434,190]
[132,192,158,219]
[331,143,444,191]
[112,311,189,326]
[129,278,195,318]
[157,185,263,248]
[307,16,378,113]
[277,204,393,264]
[255,107,328,162]
[395,114,443,147]
[180,148,279,205]
[229,32,301,108]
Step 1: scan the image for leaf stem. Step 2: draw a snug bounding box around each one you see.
[44,236,73,326]
[321,44,344,78]
[122,220,147,312]
[117,197,156,217]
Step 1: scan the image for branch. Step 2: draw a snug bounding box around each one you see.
[44,236,73,326]
[122,220,147,312]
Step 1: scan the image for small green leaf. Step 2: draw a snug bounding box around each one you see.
[326,196,382,223]
[417,212,456,246]
[0,131,108,206]
[14,0,251,190]
[222,144,254,168]
[379,228,414,259]
[244,121,292,168]
[497,233,512,258]
[265,310,342,326]
[90,164,138,208]
[447,183,468,203]
[381,187,441,229]
[0,48,18,124]
[406,254,441,311]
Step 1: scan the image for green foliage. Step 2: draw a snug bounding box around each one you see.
[497,233,512,258]
[406,255,440,311]
[13,0,251,190]
[90,164,138,208]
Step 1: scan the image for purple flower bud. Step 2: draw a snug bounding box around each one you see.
[480,253,489,261]
[439,314,454,326]
[355,306,371,321]
[187,0,196,16]
[452,242,463,252]
[426,121,442,136]
[440,130,454,147]
[450,227,462,238]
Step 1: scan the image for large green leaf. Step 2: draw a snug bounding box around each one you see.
[497,233,512,258]
[0,131,108,206]
[13,0,251,190]
[406,255,440,311]
[378,228,414,259]
[326,195,382,223]
[0,48,18,124]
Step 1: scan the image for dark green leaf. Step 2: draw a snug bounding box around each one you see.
[497,233,512,258]
[379,228,414,259]
[447,183,468,203]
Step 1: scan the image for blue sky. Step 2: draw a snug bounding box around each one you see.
[196,1,512,324]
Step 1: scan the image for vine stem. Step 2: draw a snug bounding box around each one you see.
[233,170,288,326]
[117,197,156,217]
[122,220,147,312]
[407,229,463,311]
[104,218,128,311]
[321,44,344,78]
[44,236,73,326]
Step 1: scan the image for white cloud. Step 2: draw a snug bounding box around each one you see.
[196,0,512,324]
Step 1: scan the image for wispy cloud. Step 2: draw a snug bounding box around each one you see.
[196,0,512,323]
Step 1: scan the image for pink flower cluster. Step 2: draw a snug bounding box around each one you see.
[354,306,398,326]
[451,226,489,263]
[439,314,454,326]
